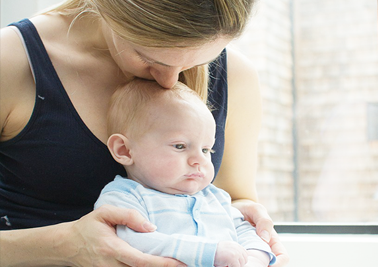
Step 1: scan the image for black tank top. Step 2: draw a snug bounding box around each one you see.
[0,19,228,230]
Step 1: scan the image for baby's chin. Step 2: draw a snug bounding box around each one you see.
[165,188,198,196]
[167,184,207,196]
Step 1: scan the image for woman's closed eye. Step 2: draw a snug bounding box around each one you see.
[137,53,155,65]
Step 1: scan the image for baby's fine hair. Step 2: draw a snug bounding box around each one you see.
[107,79,207,138]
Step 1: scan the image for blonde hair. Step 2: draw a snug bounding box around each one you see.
[48,0,256,100]
[107,79,205,139]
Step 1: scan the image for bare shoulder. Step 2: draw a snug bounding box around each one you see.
[0,26,33,85]
[227,46,260,92]
[226,46,262,124]
[0,26,35,141]
[0,15,71,141]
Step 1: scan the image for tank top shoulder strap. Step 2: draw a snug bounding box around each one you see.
[208,48,228,126]
[208,48,228,178]
[7,18,103,147]
[9,19,64,98]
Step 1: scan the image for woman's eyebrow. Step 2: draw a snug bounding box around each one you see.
[136,50,219,67]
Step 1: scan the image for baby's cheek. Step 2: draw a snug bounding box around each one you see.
[154,159,181,179]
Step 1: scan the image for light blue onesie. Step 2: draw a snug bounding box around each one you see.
[95,176,276,266]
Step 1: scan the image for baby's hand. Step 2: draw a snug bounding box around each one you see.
[244,250,271,267]
[214,241,248,267]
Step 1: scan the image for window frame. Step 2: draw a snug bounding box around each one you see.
[275,223,378,235]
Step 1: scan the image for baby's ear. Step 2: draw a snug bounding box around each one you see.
[107,134,133,166]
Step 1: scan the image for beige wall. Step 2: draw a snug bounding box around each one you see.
[294,0,378,222]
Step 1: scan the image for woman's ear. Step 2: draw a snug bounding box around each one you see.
[107,134,134,166]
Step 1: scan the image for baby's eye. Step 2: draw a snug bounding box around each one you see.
[202,148,215,154]
[174,144,186,150]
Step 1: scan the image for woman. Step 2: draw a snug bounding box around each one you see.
[0,0,289,266]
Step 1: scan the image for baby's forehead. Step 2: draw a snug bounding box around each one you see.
[155,94,212,118]
[140,82,215,125]
[158,89,208,109]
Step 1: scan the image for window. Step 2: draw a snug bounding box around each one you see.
[368,102,378,141]
[231,0,378,224]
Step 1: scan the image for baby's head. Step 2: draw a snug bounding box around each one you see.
[107,78,216,195]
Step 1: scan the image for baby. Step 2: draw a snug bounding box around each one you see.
[95,78,276,267]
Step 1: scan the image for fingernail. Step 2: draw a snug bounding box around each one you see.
[260,230,270,243]
[143,221,157,232]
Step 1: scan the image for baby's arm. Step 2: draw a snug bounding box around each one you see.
[118,226,218,266]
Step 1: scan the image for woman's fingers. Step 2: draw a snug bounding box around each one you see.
[68,206,186,266]
[232,200,274,242]
[95,205,157,232]
[267,229,290,267]
[232,200,289,266]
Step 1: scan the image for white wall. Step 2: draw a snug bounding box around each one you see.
[0,0,62,27]
[281,234,378,267]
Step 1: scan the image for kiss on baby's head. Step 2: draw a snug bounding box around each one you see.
[107,78,211,139]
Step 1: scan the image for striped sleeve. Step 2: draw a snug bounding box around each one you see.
[118,227,218,266]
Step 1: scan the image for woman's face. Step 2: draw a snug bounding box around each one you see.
[105,28,231,88]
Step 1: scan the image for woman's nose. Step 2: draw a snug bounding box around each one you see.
[150,66,181,89]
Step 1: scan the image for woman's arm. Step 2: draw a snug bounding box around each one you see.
[0,27,35,142]
[214,47,289,266]
[213,47,262,203]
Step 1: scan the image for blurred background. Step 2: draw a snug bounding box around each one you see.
[231,0,378,223]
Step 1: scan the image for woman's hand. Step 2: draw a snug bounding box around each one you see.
[60,205,186,267]
[0,205,185,266]
[232,200,290,267]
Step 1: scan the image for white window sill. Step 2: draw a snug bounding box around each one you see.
[279,234,378,267]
